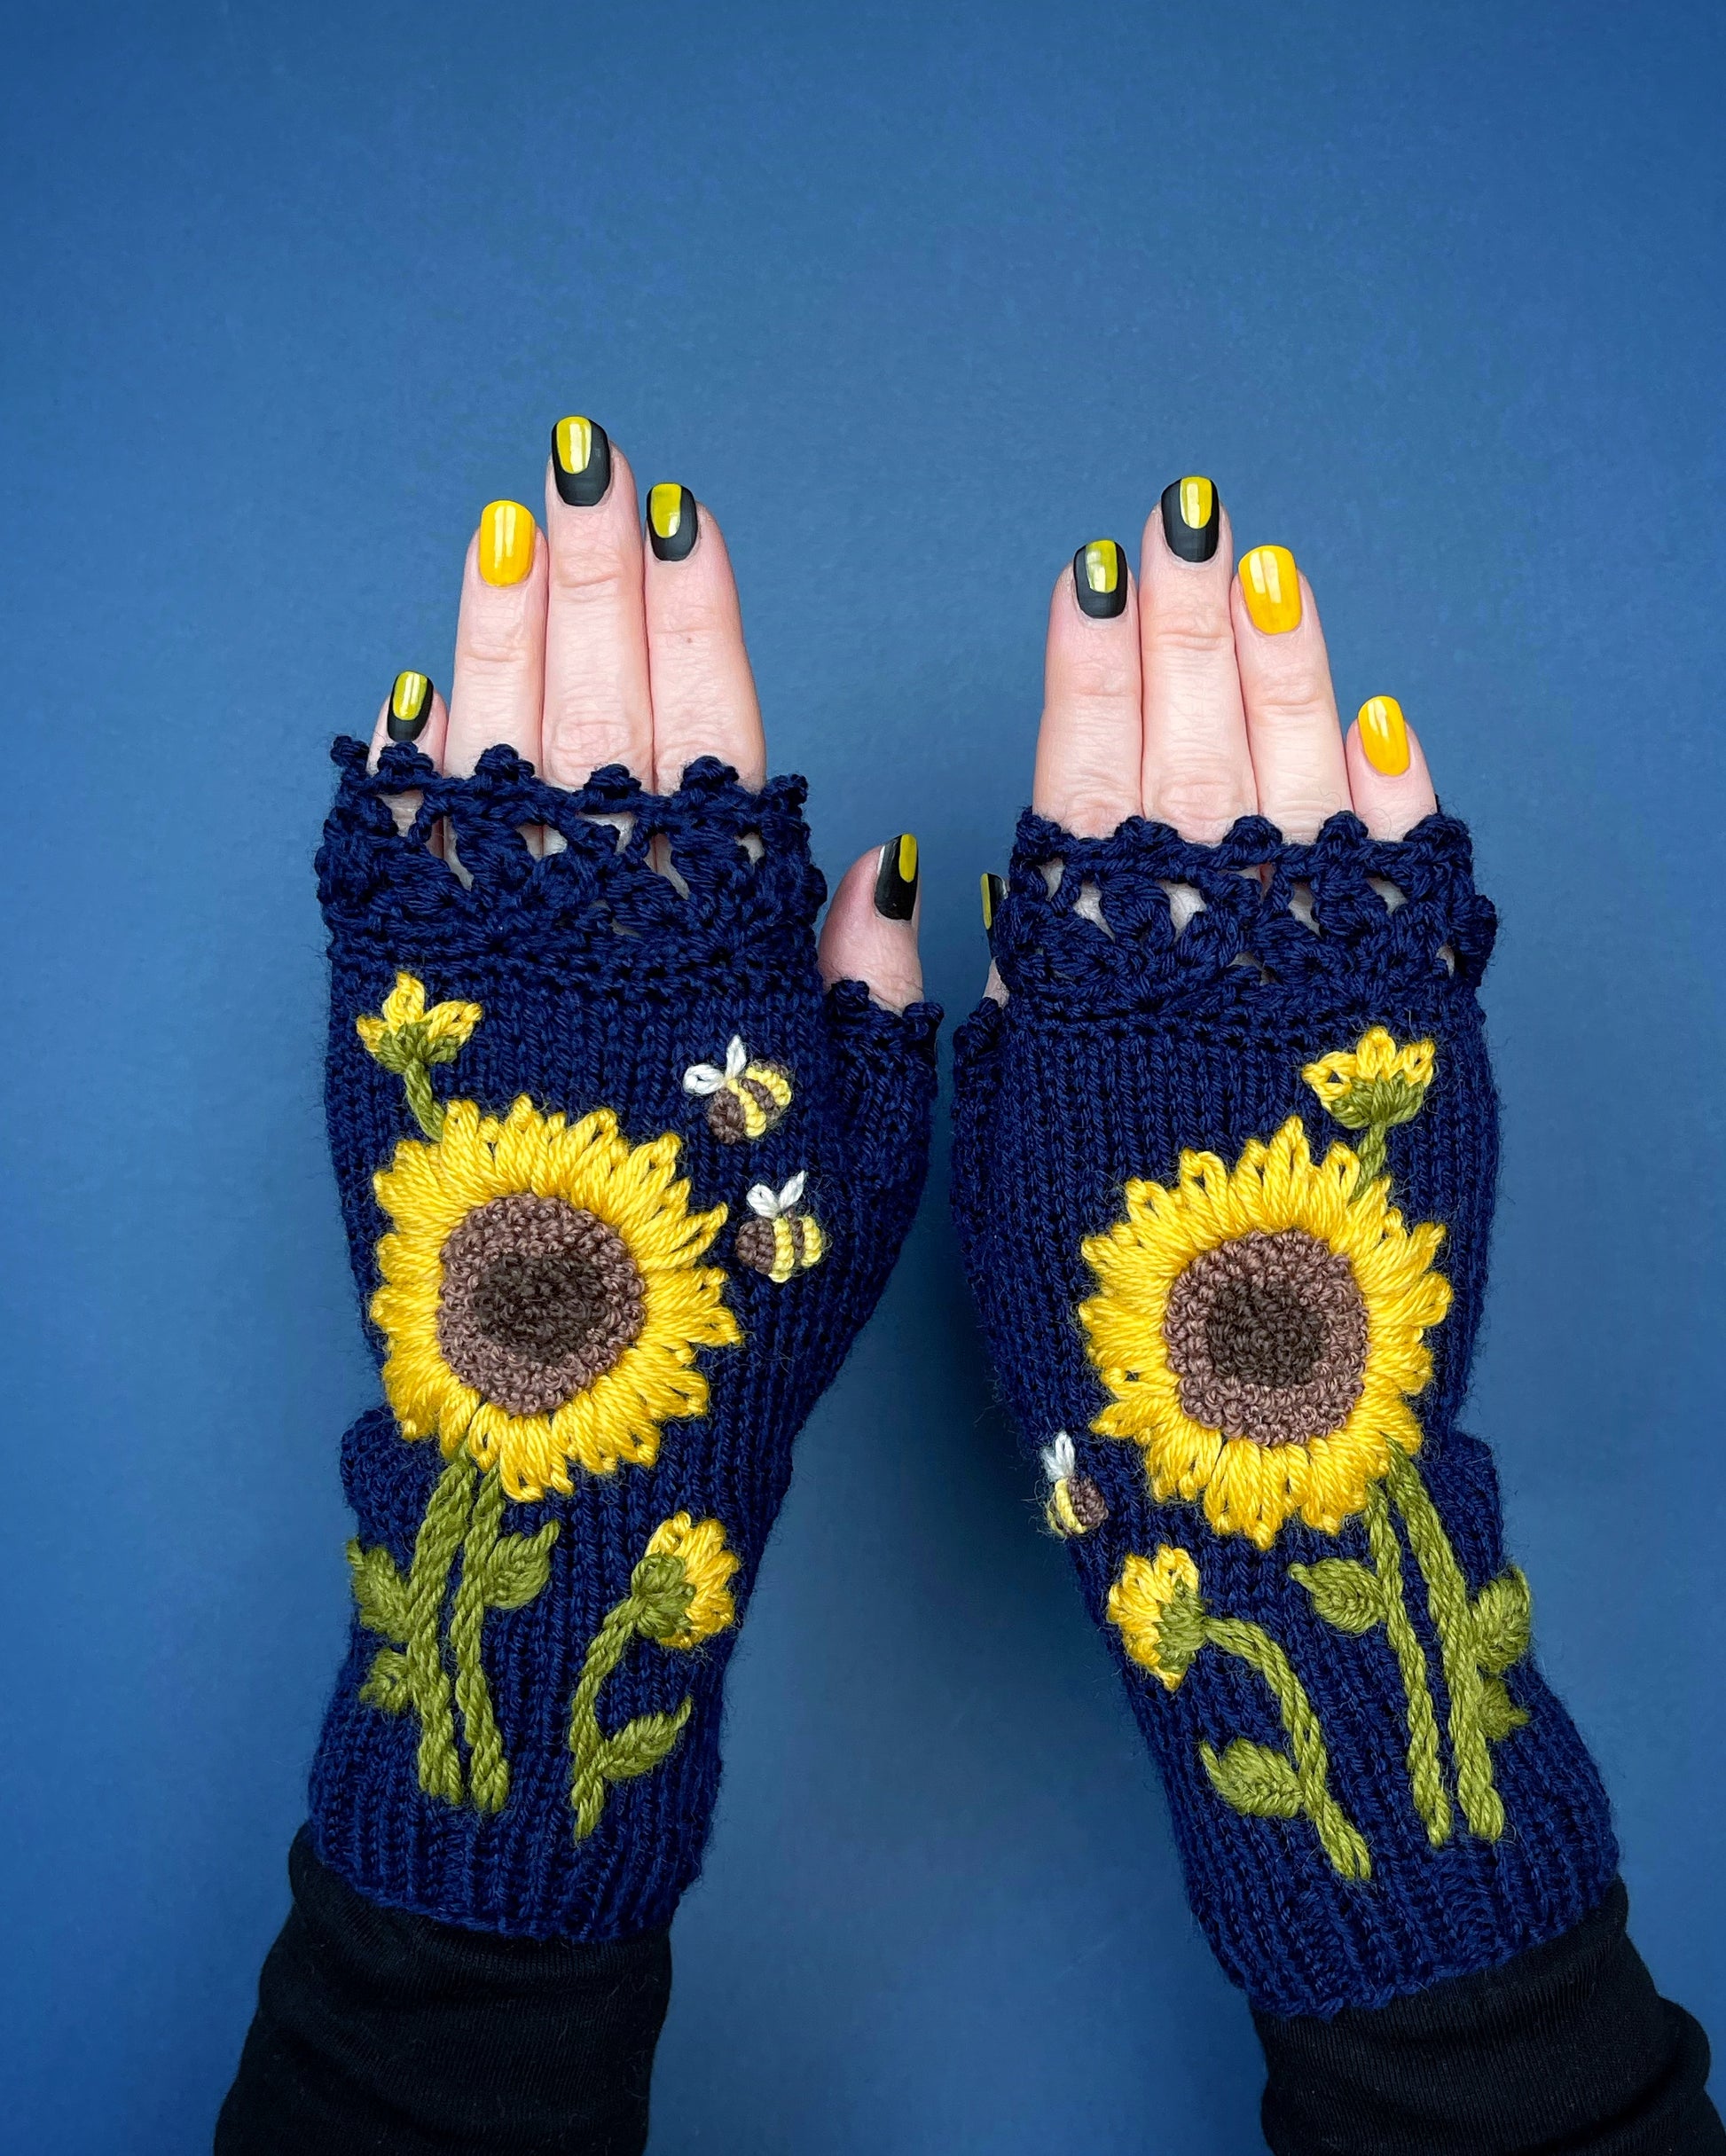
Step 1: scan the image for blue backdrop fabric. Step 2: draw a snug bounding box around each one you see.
[2,4,1722,2149]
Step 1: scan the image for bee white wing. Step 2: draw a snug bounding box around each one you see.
[683,1062,725,1095]
[746,1183,781,1218]
[725,1036,749,1078]
[778,1171,806,1208]
[1040,1431,1076,1482]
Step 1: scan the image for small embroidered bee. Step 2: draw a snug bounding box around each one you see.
[682,1036,794,1143]
[735,1172,826,1282]
[1041,1431,1108,1538]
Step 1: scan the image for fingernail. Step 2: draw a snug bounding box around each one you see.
[647,482,698,562]
[1239,544,1302,634]
[981,872,1006,931]
[387,670,434,742]
[479,499,536,586]
[1358,694,1410,776]
[1072,538,1127,620]
[875,835,919,921]
[1160,476,1220,563]
[553,416,612,507]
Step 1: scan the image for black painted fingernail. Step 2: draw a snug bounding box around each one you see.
[387,670,434,742]
[981,872,1006,931]
[875,835,919,921]
[1160,476,1220,563]
[1072,539,1126,619]
[647,482,698,561]
[553,416,612,507]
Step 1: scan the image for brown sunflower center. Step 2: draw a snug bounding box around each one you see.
[437,1194,646,1417]
[1163,1228,1367,1448]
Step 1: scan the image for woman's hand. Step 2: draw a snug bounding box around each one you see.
[368,419,922,1012]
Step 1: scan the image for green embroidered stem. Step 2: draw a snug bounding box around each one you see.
[1351,1121,1389,1201]
[1386,1446,1506,1839]
[1363,1482,1452,1845]
[399,1058,444,1141]
[349,1446,475,1807]
[568,1561,698,1842]
[450,1464,509,1814]
[1200,1615,1372,1882]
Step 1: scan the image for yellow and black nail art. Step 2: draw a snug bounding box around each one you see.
[387,670,434,743]
[647,482,698,562]
[1160,476,1220,564]
[875,834,919,921]
[1073,538,1126,619]
[981,872,1006,933]
[553,416,612,508]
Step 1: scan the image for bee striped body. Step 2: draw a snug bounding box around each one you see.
[1041,1432,1108,1538]
[683,1038,793,1144]
[737,1173,826,1282]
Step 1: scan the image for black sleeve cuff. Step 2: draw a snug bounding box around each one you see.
[215,1827,671,2156]
[1255,1878,1722,2156]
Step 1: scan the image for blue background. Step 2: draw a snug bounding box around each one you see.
[3,3,1722,2147]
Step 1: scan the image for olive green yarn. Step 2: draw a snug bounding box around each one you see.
[567,1556,700,1843]
[1199,1614,1370,1882]
[350,1447,558,1811]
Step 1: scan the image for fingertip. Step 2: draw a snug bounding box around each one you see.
[367,674,448,772]
[1344,703,1439,838]
[817,843,924,1012]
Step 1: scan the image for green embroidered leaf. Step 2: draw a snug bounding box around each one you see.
[348,1541,411,1641]
[482,1522,560,1611]
[1291,1558,1385,1635]
[1477,1675,1530,1744]
[1200,1738,1303,1819]
[1472,1567,1533,1674]
[358,1648,412,1713]
[600,1700,694,1786]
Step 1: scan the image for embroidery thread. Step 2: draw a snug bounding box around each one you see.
[1041,1431,1108,1537]
[358,976,741,1497]
[1109,1547,1369,1880]
[736,1172,826,1281]
[682,1036,794,1143]
[568,1514,740,1839]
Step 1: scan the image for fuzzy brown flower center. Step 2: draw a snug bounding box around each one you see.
[1163,1228,1367,1448]
[437,1194,646,1416]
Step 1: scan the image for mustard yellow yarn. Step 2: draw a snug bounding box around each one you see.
[640,1513,740,1648]
[1301,1026,1434,1110]
[1108,1545,1204,1690]
[357,971,482,1063]
[372,1099,741,1497]
[1079,1116,1451,1549]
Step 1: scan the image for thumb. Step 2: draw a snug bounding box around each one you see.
[817,836,923,1013]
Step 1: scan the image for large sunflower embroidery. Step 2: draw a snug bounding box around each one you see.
[373,1096,741,1498]
[1079,1116,1450,1549]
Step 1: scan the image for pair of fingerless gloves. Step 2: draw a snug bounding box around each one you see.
[309,737,1616,2021]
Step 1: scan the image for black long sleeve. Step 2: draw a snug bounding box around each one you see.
[1257,1878,1722,2155]
[216,1828,671,2156]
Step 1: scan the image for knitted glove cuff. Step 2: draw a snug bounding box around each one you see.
[310,741,938,1940]
[954,809,1615,2019]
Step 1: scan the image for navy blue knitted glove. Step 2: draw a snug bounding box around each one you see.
[308,739,938,1940]
[953,809,1616,2019]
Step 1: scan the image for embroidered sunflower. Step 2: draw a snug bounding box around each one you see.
[1079,1117,1451,1549]
[1108,1546,1205,1690]
[638,1513,740,1648]
[372,1098,741,1497]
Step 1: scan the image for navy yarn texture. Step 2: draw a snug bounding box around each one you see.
[952,806,1617,2019]
[310,738,939,1940]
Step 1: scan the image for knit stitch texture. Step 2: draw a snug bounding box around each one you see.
[952,806,1616,2019]
[310,739,939,1940]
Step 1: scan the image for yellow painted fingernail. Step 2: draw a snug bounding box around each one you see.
[1239,545,1302,635]
[387,669,433,742]
[647,482,698,561]
[1358,695,1410,776]
[478,499,536,585]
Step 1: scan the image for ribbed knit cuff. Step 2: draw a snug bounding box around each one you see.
[953,807,1616,2017]
[309,741,939,1939]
